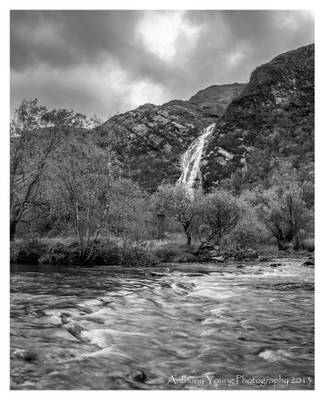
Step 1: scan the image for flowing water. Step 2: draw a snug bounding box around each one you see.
[10,259,314,390]
[178,123,215,194]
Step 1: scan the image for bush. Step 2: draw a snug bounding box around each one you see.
[89,240,121,265]
[197,190,242,246]
[38,239,121,266]
[10,239,48,264]
[153,247,180,262]
[225,213,269,250]
[120,245,157,268]
[38,241,81,265]
[11,238,158,267]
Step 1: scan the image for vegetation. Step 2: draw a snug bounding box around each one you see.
[10,99,314,266]
[197,190,241,249]
[152,184,200,246]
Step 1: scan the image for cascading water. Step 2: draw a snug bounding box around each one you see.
[178,123,215,195]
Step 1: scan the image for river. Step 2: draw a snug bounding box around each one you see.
[10,259,314,390]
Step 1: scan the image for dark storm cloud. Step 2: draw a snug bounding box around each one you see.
[10,10,314,119]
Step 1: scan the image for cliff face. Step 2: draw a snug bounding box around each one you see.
[200,44,314,190]
[97,84,245,191]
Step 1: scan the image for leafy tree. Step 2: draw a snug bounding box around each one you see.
[152,184,200,246]
[256,184,311,250]
[198,190,241,248]
[225,207,269,250]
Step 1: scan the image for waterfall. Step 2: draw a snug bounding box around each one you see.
[178,123,215,195]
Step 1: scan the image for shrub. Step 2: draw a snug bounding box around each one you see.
[119,245,158,268]
[10,239,48,264]
[198,190,242,246]
[225,212,269,250]
[38,241,79,265]
[38,239,121,266]
[256,184,311,250]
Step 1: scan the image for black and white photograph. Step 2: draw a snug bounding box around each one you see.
[6,2,317,392]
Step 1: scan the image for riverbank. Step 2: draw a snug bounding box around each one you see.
[10,236,314,267]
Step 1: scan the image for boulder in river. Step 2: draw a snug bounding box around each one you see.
[13,349,38,362]
[132,370,147,383]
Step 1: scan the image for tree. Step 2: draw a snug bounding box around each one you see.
[47,134,119,256]
[256,184,310,250]
[107,179,153,243]
[10,99,103,241]
[152,184,200,246]
[225,207,269,250]
[10,100,61,241]
[198,190,241,248]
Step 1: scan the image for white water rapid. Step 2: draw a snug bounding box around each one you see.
[178,123,215,195]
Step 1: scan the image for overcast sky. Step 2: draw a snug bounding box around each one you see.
[10,10,314,120]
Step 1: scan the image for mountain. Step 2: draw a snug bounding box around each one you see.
[189,83,245,117]
[181,44,314,192]
[96,83,245,191]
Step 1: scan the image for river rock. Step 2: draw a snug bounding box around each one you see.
[13,349,38,362]
[65,321,85,340]
[211,256,226,262]
[132,370,147,383]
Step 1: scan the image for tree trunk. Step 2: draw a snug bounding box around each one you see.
[10,220,17,241]
[186,233,192,246]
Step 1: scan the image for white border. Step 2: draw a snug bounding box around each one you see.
[1,1,321,399]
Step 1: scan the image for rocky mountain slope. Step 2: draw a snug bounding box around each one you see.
[195,44,314,191]
[189,83,244,117]
[96,83,245,191]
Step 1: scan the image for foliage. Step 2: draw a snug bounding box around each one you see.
[152,184,200,245]
[255,183,311,250]
[10,99,103,241]
[46,133,119,253]
[198,190,242,246]
[11,238,157,267]
[224,208,270,250]
[10,240,48,264]
[119,244,158,268]
[107,179,154,242]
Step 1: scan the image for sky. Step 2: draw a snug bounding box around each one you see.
[10,10,314,120]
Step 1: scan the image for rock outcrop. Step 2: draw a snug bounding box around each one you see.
[96,84,245,191]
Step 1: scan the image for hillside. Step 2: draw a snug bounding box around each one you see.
[96,83,245,191]
[199,44,314,191]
